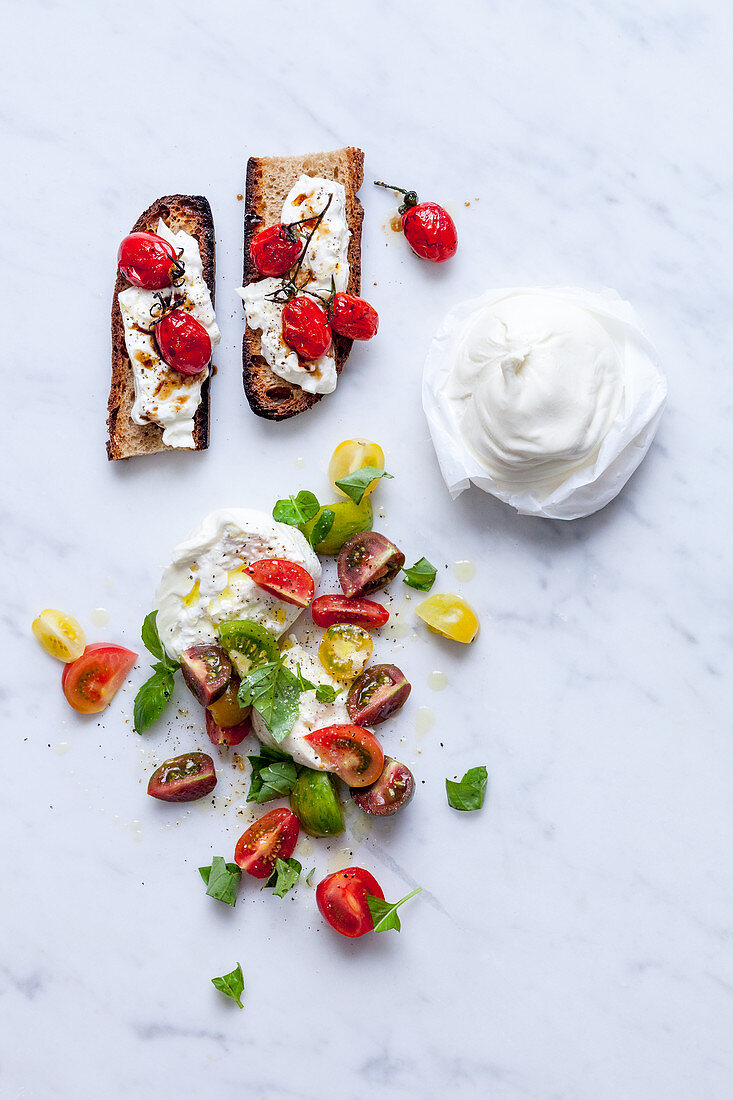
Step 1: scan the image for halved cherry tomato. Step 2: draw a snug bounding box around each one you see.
[206,677,251,728]
[205,708,251,747]
[330,294,379,340]
[155,309,211,375]
[148,751,216,802]
[328,439,385,498]
[415,593,479,643]
[312,595,389,630]
[250,224,303,277]
[346,664,411,725]
[318,624,372,680]
[245,559,315,608]
[316,867,384,938]
[282,296,331,360]
[61,642,137,715]
[338,531,405,598]
[234,808,300,879]
[32,609,85,662]
[118,231,180,289]
[305,725,384,787]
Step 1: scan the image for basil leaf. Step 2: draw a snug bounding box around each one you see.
[133,670,175,734]
[264,857,302,899]
[445,766,488,811]
[294,664,316,692]
[315,684,338,704]
[199,857,241,907]
[335,467,393,505]
[273,491,320,527]
[309,507,335,549]
[305,867,315,886]
[238,660,302,743]
[366,887,422,933]
[141,610,177,672]
[402,557,437,592]
[211,963,244,1009]
[246,745,298,803]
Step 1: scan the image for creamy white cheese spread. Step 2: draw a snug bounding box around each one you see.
[118,219,220,448]
[238,175,350,396]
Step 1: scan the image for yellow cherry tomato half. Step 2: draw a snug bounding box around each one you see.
[319,624,373,680]
[32,609,86,662]
[415,594,479,644]
[328,439,385,498]
[207,680,251,728]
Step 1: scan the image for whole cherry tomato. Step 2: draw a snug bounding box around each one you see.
[316,867,384,938]
[118,231,181,289]
[61,642,137,715]
[250,224,303,277]
[330,294,379,340]
[245,559,315,608]
[234,808,300,879]
[155,309,212,375]
[311,595,389,630]
[282,297,332,360]
[375,182,457,263]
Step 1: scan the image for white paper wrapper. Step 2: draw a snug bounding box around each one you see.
[422,286,667,520]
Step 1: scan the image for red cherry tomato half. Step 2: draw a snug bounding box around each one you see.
[250,224,303,277]
[311,595,389,630]
[330,294,379,341]
[282,296,332,360]
[316,867,384,938]
[305,725,384,787]
[402,202,457,263]
[234,807,300,879]
[245,559,315,608]
[118,231,180,290]
[61,642,137,715]
[205,708,251,747]
[155,309,212,375]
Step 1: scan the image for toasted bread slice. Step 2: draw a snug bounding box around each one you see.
[241,147,364,420]
[107,195,216,461]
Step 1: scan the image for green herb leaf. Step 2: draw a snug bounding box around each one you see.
[141,610,178,672]
[294,664,316,692]
[264,857,302,898]
[199,857,242,907]
[315,684,338,704]
[445,766,488,811]
[133,670,175,734]
[335,467,393,505]
[305,867,315,886]
[238,661,302,743]
[273,491,320,527]
[402,557,438,592]
[211,963,244,1009]
[366,887,422,933]
[309,507,335,549]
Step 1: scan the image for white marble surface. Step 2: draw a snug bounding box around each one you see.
[4,1,733,1097]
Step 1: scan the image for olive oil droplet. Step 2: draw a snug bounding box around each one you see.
[91,607,110,627]
[414,706,435,735]
[453,560,476,582]
[428,671,448,691]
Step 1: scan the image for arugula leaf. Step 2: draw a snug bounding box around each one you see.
[402,557,438,592]
[211,963,244,1009]
[335,467,393,505]
[238,661,302,743]
[273,491,320,527]
[315,684,338,704]
[199,857,241,907]
[263,857,302,898]
[133,669,175,734]
[366,887,422,933]
[308,507,335,549]
[305,867,315,886]
[446,766,488,811]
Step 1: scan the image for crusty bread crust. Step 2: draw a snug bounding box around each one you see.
[107,195,216,461]
[241,147,364,420]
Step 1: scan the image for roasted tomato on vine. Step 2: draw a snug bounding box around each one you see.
[375,181,457,263]
[330,293,379,341]
[155,308,211,375]
[250,223,303,277]
[316,867,384,938]
[305,725,384,787]
[245,559,315,608]
[62,642,137,715]
[311,595,389,630]
[282,296,331,360]
[338,531,405,598]
[118,231,182,289]
[234,808,300,879]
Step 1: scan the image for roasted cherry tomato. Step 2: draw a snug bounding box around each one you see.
[61,642,137,715]
[250,223,303,277]
[118,231,181,289]
[312,595,389,630]
[328,439,385,498]
[245,559,315,608]
[206,676,251,728]
[180,643,231,706]
[305,725,384,787]
[155,309,211,375]
[350,757,415,816]
[234,808,300,879]
[338,531,405,598]
[319,624,373,680]
[415,593,479,643]
[375,182,457,263]
[32,609,85,663]
[316,867,384,938]
[282,296,332,360]
[147,751,216,802]
[205,708,251,746]
[330,294,379,340]
[300,498,373,555]
[347,664,411,725]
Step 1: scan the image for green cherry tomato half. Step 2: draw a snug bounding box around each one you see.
[300,498,373,556]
